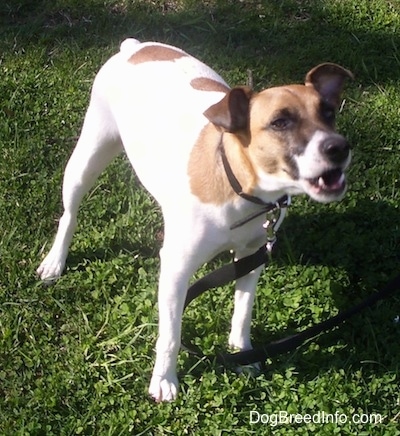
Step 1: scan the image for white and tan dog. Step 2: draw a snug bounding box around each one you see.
[37,38,353,402]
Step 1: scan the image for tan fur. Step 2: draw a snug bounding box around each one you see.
[188,124,257,204]
[189,83,339,204]
[248,85,329,179]
[190,77,230,93]
[129,46,187,64]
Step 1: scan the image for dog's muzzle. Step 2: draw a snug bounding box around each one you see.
[304,134,351,202]
[320,135,350,165]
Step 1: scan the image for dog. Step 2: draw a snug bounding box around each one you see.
[37,38,353,402]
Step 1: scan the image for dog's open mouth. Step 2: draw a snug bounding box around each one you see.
[307,168,346,194]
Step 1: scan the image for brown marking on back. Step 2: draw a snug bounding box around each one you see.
[129,45,187,64]
[190,77,230,93]
[188,124,257,205]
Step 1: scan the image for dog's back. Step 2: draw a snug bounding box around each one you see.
[90,39,229,201]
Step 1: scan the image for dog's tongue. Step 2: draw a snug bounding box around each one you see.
[318,169,344,191]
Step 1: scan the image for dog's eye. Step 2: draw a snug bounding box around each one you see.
[271,118,290,130]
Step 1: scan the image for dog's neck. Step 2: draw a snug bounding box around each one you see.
[188,123,259,205]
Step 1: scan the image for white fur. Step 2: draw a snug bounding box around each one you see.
[295,130,351,202]
[37,40,349,402]
[296,130,339,179]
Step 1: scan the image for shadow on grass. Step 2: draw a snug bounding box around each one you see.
[180,198,400,383]
[279,199,400,287]
[270,199,400,376]
[1,0,400,86]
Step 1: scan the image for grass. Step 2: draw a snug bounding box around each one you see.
[1,0,400,434]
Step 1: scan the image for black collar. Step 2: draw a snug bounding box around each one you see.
[219,143,290,229]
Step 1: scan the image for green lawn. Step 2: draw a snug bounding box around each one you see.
[1,0,400,434]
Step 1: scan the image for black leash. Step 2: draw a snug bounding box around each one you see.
[182,248,400,366]
[181,142,400,366]
[184,245,269,310]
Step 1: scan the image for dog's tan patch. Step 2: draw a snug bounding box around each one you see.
[191,80,346,205]
[188,124,257,204]
[129,45,187,64]
[247,85,326,181]
[190,78,230,93]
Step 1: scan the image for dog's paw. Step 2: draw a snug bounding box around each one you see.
[228,342,262,377]
[234,361,262,377]
[36,256,64,282]
[148,374,179,402]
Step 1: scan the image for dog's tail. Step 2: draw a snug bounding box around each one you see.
[120,38,141,57]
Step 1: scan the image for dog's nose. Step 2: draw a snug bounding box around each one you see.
[320,136,350,164]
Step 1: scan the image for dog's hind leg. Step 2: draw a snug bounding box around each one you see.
[228,249,264,352]
[228,257,263,374]
[37,99,122,281]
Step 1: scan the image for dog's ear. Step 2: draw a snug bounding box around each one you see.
[305,63,353,107]
[204,86,252,132]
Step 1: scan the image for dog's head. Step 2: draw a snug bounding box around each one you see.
[204,63,353,203]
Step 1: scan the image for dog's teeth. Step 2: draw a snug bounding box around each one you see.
[318,177,325,187]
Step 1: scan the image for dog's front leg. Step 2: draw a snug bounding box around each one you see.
[148,269,186,401]
[228,249,264,352]
[148,240,200,402]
